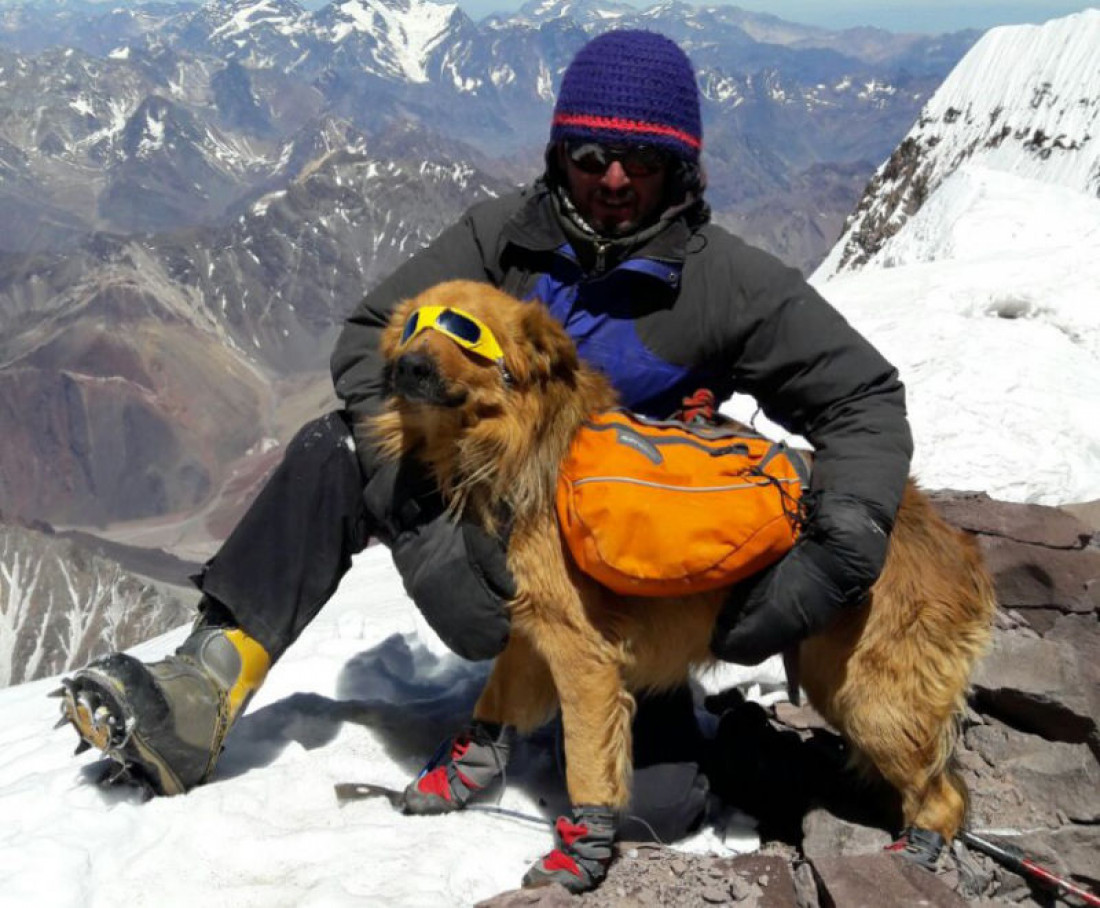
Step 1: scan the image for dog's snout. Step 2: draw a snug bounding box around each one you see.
[395,351,435,388]
[391,351,467,407]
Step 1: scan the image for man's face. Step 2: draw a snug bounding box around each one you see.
[559,142,670,237]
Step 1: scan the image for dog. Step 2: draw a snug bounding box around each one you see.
[370,279,996,889]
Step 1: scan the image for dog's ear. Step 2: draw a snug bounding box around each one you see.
[519,302,578,381]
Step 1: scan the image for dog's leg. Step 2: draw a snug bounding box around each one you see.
[516,613,631,894]
[403,633,556,816]
[472,631,558,733]
[505,527,633,893]
[533,618,635,809]
[800,489,995,865]
[801,616,969,864]
[504,522,636,809]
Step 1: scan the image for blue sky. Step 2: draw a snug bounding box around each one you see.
[455,0,1098,32]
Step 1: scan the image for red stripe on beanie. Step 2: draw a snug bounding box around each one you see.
[553,112,702,150]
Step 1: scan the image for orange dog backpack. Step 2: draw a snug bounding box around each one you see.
[555,409,810,597]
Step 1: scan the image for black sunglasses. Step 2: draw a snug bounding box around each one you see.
[565,141,669,177]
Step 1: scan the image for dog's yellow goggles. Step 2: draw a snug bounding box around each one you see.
[398,305,506,365]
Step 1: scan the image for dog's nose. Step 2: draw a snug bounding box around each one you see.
[395,351,436,390]
[391,351,466,406]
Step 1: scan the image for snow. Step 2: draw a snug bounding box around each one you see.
[136,109,165,157]
[329,0,457,84]
[811,164,1100,506]
[0,546,766,908]
[68,95,94,117]
[210,0,304,41]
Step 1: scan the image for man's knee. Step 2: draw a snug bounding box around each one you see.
[284,411,357,467]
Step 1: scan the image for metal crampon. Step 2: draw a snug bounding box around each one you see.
[55,676,130,749]
[51,674,151,790]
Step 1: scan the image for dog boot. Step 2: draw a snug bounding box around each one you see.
[885,826,947,870]
[523,805,617,893]
[403,720,514,814]
[55,616,270,796]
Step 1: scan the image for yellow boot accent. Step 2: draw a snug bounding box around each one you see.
[223,627,272,722]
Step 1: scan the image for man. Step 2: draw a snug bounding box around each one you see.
[60,29,911,888]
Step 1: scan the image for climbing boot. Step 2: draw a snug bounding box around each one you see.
[523,805,617,893]
[402,720,514,814]
[55,621,270,796]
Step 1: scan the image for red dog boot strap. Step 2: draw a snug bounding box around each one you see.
[402,721,513,815]
[523,805,617,893]
[885,826,946,870]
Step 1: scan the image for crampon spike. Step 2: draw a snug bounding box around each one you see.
[73,739,91,756]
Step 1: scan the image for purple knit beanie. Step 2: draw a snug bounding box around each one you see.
[551,30,702,163]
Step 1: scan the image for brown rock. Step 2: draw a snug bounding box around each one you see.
[965,719,1100,823]
[1045,613,1100,753]
[801,808,893,860]
[476,884,575,907]
[971,628,1096,745]
[710,855,799,907]
[979,536,1100,614]
[811,854,968,907]
[1060,498,1100,533]
[930,490,1093,548]
[792,862,820,908]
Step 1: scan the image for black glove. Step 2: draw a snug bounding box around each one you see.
[710,492,892,665]
[363,457,515,662]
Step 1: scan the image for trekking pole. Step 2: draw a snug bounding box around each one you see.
[958,829,1100,907]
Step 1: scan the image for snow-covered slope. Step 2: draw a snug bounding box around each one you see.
[811,164,1100,505]
[0,545,765,907]
[819,9,1100,277]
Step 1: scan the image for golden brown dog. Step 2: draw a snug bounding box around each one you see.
[370,279,995,881]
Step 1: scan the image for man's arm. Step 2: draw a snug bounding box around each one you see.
[709,245,913,664]
[729,254,913,519]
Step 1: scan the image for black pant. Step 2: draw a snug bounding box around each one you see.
[194,411,370,661]
[196,412,709,839]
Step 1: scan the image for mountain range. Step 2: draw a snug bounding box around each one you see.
[0,0,981,526]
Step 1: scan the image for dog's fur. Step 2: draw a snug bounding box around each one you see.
[371,279,996,842]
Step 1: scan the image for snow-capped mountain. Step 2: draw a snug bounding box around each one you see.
[799,12,1100,508]
[0,521,194,686]
[0,118,510,531]
[0,0,189,56]
[819,8,1100,277]
[177,0,314,70]
[316,0,471,83]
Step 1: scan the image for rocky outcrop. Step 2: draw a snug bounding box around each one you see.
[477,494,1100,907]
